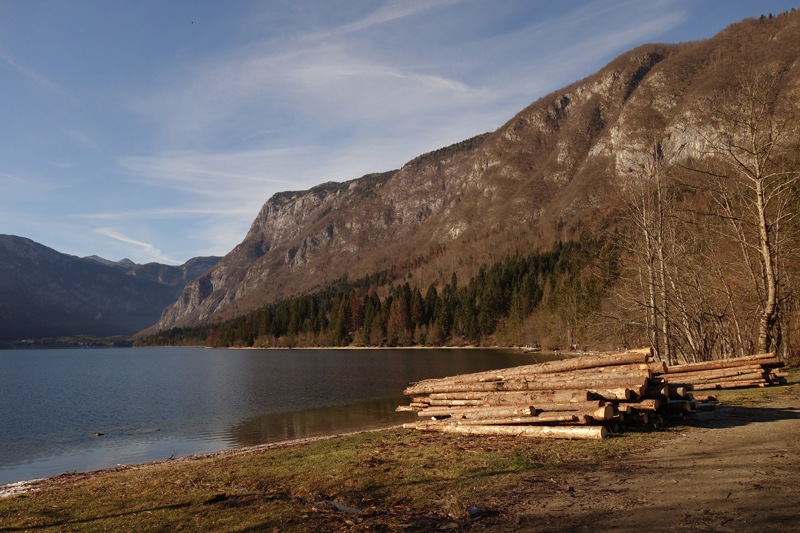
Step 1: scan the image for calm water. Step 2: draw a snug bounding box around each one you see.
[0,346,537,485]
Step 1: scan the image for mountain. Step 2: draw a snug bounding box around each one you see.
[0,235,219,340]
[85,255,221,287]
[153,11,800,333]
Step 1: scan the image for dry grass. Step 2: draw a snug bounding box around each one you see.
[0,427,672,532]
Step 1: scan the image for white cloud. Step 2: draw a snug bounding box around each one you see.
[93,228,180,264]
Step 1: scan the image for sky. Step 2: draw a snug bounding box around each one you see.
[1,1,797,265]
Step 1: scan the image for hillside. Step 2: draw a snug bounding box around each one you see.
[152,11,800,340]
[0,235,219,341]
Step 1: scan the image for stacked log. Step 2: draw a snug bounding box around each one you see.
[653,353,786,390]
[399,350,788,440]
[399,349,653,440]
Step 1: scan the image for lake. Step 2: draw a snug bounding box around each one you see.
[0,346,539,486]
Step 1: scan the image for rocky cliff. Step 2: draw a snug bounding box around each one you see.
[154,12,800,332]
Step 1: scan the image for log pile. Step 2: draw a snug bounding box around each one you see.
[398,350,787,440]
[652,352,787,390]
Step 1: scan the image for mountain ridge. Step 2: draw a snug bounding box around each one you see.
[0,234,220,340]
[148,11,800,334]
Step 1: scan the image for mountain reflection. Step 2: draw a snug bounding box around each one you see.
[228,396,417,446]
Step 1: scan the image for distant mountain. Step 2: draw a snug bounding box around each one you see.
[149,11,800,332]
[85,254,220,287]
[0,235,219,341]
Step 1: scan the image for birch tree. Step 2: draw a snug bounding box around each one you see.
[692,69,800,355]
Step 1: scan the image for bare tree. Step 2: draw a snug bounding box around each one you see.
[690,69,800,355]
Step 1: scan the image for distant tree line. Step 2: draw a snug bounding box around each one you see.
[137,236,618,349]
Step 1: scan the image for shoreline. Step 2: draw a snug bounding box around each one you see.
[0,424,406,499]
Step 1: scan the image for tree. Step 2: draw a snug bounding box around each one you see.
[692,69,800,355]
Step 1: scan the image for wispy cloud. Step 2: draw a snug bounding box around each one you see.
[305,0,462,40]
[93,228,180,264]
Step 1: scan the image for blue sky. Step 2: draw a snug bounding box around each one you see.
[1,1,797,264]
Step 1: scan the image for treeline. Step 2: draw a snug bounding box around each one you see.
[138,236,618,349]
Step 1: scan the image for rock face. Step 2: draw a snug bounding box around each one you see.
[154,12,800,331]
[0,235,219,340]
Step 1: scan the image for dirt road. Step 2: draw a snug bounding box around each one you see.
[483,388,800,532]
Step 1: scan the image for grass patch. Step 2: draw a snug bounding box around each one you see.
[0,427,670,532]
[707,366,800,407]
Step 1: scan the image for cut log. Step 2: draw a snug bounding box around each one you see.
[428,390,588,403]
[419,406,533,419]
[530,400,606,413]
[427,399,484,406]
[406,349,650,389]
[456,414,584,425]
[617,399,661,411]
[665,353,775,373]
[667,400,693,412]
[414,423,608,440]
[588,387,641,401]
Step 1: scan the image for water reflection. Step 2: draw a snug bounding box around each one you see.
[0,347,542,485]
[230,396,417,446]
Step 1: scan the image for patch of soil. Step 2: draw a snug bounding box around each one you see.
[475,387,800,532]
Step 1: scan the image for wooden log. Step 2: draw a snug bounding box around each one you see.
[456,414,584,425]
[396,406,416,412]
[428,390,589,403]
[427,399,484,406]
[627,411,649,424]
[479,390,591,405]
[665,353,775,373]
[588,405,615,421]
[414,423,608,440]
[405,366,652,394]
[691,394,717,402]
[588,387,640,401]
[419,406,533,419]
[661,365,765,381]
[647,361,668,374]
[531,400,606,413]
[617,399,661,411]
[669,387,687,400]
[644,384,670,400]
[667,400,693,412]
[406,349,650,389]
[523,376,649,392]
